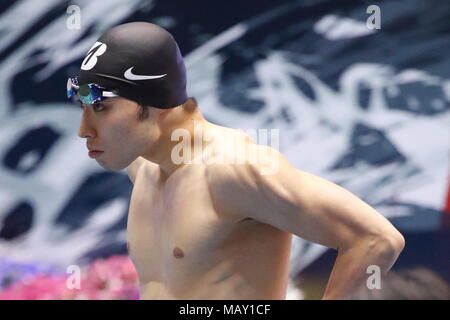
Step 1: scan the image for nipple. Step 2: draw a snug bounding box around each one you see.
[173,247,184,259]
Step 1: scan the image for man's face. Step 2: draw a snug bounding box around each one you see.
[78,97,159,170]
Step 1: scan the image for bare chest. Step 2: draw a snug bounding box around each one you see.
[126,167,235,285]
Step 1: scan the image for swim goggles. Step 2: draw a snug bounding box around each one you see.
[67,77,118,105]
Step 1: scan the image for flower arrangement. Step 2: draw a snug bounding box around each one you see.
[0,255,139,300]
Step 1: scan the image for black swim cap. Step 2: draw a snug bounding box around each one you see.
[78,22,188,109]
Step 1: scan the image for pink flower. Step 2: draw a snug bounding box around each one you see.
[0,274,72,300]
[80,255,139,300]
[0,255,140,300]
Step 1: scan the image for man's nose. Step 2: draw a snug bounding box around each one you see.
[78,108,96,139]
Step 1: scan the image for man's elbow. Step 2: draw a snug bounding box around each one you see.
[387,231,405,257]
[372,231,405,263]
[389,232,405,254]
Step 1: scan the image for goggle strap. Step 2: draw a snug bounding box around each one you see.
[103,91,118,97]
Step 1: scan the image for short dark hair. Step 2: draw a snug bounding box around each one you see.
[138,104,150,121]
[137,97,198,121]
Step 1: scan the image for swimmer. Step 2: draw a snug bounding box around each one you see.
[69,22,405,299]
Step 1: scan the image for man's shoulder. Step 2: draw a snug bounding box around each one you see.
[202,144,283,222]
[203,143,283,194]
[206,137,282,167]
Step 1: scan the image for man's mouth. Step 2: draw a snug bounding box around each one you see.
[88,150,104,159]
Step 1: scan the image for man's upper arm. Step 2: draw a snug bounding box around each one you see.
[207,146,403,250]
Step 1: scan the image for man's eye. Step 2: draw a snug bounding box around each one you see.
[92,103,105,112]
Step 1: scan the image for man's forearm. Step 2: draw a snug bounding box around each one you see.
[321,235,404,300]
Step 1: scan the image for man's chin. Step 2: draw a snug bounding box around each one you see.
[95,159,127,171]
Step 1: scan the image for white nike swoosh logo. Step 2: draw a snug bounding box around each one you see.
[124,67,167,81]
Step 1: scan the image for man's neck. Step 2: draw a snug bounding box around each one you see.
[142,106,213,178]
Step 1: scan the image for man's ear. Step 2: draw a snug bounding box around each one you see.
[158,108,171,119]
[182,98,197,113]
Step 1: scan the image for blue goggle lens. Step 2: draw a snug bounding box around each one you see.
[66,77,116,105]
[78,84,103,104]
